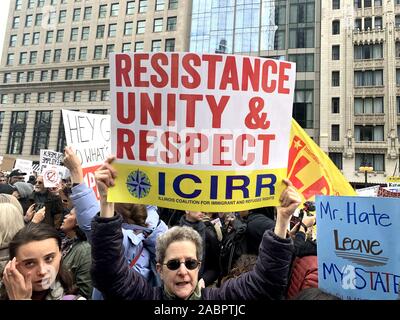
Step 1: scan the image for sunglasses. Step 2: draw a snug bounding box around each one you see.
[163,258,200,271]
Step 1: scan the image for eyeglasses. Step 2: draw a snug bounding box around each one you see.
[35,181,43,185]
[163,258,200,271]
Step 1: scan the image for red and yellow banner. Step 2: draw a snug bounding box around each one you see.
[287,119,356,203]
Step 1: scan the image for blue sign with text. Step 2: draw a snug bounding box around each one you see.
[316,195,400,300]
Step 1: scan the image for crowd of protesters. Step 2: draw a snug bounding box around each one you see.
[0,148,338,301]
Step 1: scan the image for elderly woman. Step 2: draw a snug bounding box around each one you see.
[90,157,301,300]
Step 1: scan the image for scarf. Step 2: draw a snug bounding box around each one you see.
[61,237,78,259]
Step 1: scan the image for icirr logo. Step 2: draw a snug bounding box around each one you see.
[126,170,151,198]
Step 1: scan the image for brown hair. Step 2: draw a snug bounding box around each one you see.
[114,203,148,227]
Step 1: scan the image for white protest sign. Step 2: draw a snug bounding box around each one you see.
[40,149,64,173]
[42,164,63,188]
[355,185,380,197]
[14,159,33,180]
[62,110,111,199]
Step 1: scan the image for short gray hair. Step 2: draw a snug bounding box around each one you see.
[156,226,203,264]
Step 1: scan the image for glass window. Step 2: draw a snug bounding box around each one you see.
[124,22,133,35]
[74,91,81,102]
[68,48,76,61]
[137,20,145,34]
[32,32,40,45]
[24,93,31,103]
[73,8,81,22]
[27,71,34,82]
[22,33,30,46]
[43,50,51,63]
[110,3,119,16]
[59,10,67,23]
[25,15,33,27]
[92,67,100,79]
[156,0,165,11]
[167,16,177,31]
[63,91,70,102]
[101,90,110,101]
[329,153,342,170]
[332,20,340,35]
[332,71,340,86]
[332,98,340,113]
[54,49,61,62]
[97,25,105,38]
[84,7,92,20]
[106,44,115,58]
[108,24,117,37]
[56,29,64,42]
[7,53,14,65]
[89,90,97,102]
[94,45,103,59]
[31,111,52,155]
[139,0,148,13]
[135,41,144,52]
[153,18,163,32]
[165,38,175,52]
[333,0,340,9]
[122,43,131,53]
[169,0,178,10]
[46,31,54,44]
[7,111,28,155]
[81,27,90,40]
[152,40,162,52]
[331,125,340,141]
[65,68,73,80]
[99,5,107,18]
[40,70,48,81]
[79,47,87,60]
[332,45,340,60]
[51,69,58,80]
[126,1,135,15]
[9,35,17,47]
[76,68,84,79]
[30,51,37,64]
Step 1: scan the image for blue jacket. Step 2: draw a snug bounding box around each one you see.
[71,183,167,282]
[91,214,294,300]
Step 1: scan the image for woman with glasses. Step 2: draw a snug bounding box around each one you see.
[90,156,301,300]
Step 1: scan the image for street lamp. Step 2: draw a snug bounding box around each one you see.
[359,164,374,188]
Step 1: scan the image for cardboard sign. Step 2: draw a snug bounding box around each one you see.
[108,52,296,211]
[0,156,16,171]
[316,195,400,300]
[62,109,111,199]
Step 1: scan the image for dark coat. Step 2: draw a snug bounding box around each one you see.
[245,212,276,255]
[91,214,294,300]
[286,255,318,299]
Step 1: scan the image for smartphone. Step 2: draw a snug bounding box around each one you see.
[35,203,45,211]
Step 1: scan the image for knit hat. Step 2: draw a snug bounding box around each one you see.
[13,181,34,198]
[0,184,16,195]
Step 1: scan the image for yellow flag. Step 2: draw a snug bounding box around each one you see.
[287,119,356,203]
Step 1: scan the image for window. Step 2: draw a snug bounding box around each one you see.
[165,38,175,52]
[397,69,400,85]
[152,40,162,52]
[289,27,314,48]
[167,17,177,31]
[81,27,90,40]
[354,18,362,30]
[0,112,4,140]
[137,20,146,34]
[332,45,340,60]
[19,52,27,64]
[35,13,42,26]
[103,66,110,78]
[153,19,163,32]
[38,0,45,7]
[59,10,67,23]
[354,97,384,114]
[139,0,148,13]
[14,93,22,103]
[293,88,313,128]
[7,111,28,155]
[16,73,24,83]
[332,98,340,113]
[56,29,64,42]
[25,15,33,27]
[57,115,66,152]
[135,41,144,52]
[1,95,8,104]
[27,71,34,82]
[94,45,103,59]
[15,0,22,10]
[101,90,110,101]
[108,24,117,37]
[169,0,178,10]
[122,43,131,53]
[37,93,45,103]
[70,28,78,41]
[364,0,372,8]
[76,68,84,79]
[45,31,54,44]
[289,3,315,23]
[99,5,107,18]
[28,0,35,8]
[332,20,340,35]
[332,71,340,86]
[65,68,73,80]
[29,51,37,64]
[40,70,48,81]
[9,35,17,47]
[354,70,383,86]
[84,7,92,20]
[89,90,97,102]
[48,92,56,103]
[331,125,340,141]
[7,54,14,66]
[24,93,31,103]
[48,12,56,25]
[287,54,314,72]
[22,33,30,46]
[126,1,135,15]
[355,126,384,142]
[51,70,58,80]
[333,0,340,9]
[375,16,382,29]
[375,0,382,6]
[68,48,76,61]
[106,44,115,58]
[88,109,108,115]
[110,3,119,16]
[156,0,165,11]
[73,8,81,22]
[63,91,70,102]
[97,25,105,38]
[79,47,87,60]
[3,73,11,83]
[74,91,81,102]
[31,111,52,155]
[13,17,20,29]
[32,32,40,45]
[54,49,61,63]
[92,67,100,79]
[124,22,133,35]
[354,0,362,8]
[329,153,343,170]
[354,44,383,60]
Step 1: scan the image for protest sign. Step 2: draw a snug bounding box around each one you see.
[40,149,63,173]
[108,52,296,211]
[316,195,400,300]
[42,164,63,188]
[62,109,111,199]
[356,185,380,197]
[288,120,356,203]
[0,156,15,171]
[14,159,33,176]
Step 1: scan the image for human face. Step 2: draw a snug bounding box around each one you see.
[60,209,77,233]
[15,239,61,292]
[185,211,204,222]
[59,191,73,210]
[157,240,200,299]
[0,176,6,184]
[34,176,46,193]
[10,176,25,185]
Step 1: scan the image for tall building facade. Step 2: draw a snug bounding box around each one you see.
[0,0,191,160]
[189,0,321,139]
[320,0,400,186]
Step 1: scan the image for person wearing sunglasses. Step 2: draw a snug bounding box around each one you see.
[90,156,301,300]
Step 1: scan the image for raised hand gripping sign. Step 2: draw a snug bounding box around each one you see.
[108,53,296,212]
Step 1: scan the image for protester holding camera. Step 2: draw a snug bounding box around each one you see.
[90,156,301,300]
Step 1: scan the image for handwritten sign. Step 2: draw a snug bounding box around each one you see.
[40,149,63,173]
[14,159,33,179]
[62,109,111,199]
[108,52,296,211]
[316,195,400,300]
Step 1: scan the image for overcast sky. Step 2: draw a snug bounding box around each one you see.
[0,0,11,56]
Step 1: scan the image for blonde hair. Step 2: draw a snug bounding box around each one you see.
[0,194,23,215]
[0,203,25,247]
